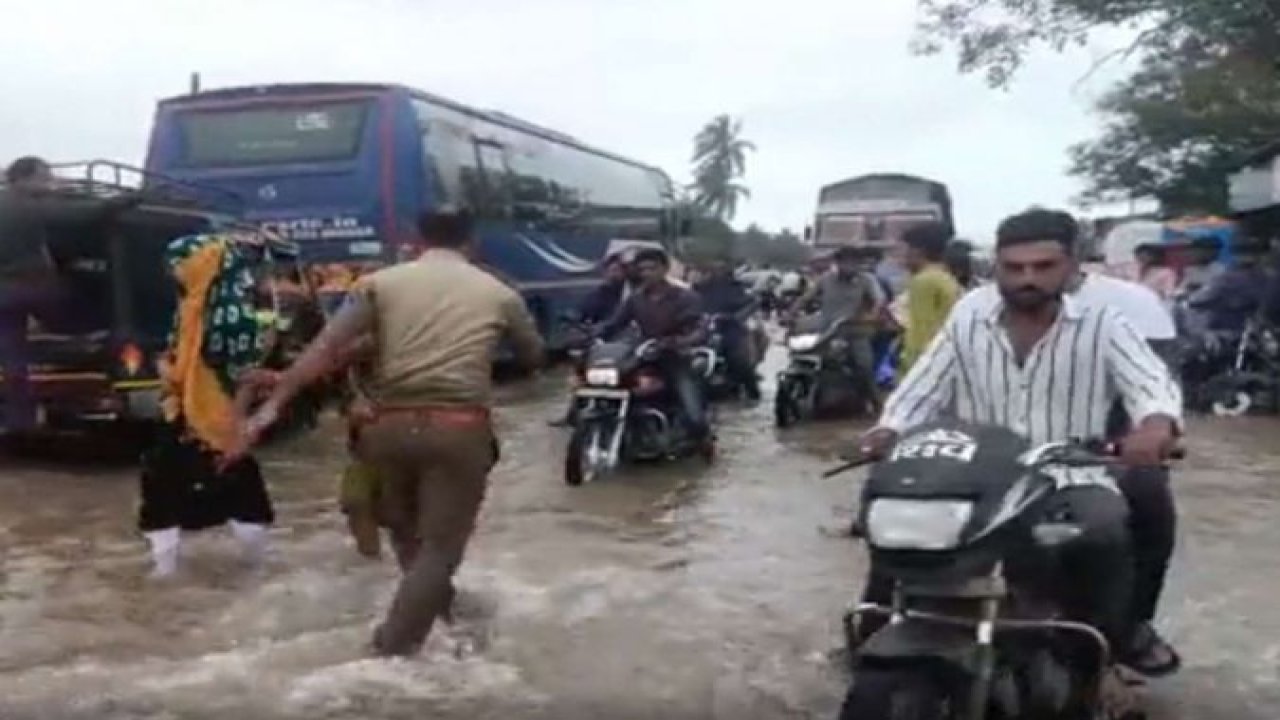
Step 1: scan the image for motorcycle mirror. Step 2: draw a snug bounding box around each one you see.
[1031,522,1083,547]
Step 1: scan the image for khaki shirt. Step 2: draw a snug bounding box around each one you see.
[349,249,543,408]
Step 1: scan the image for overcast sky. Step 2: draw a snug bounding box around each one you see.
[3,0,1137,241]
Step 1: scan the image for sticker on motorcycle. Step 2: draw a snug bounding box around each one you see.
[889,428,978,463]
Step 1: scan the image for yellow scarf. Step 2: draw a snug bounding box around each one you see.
[160,242,238,453]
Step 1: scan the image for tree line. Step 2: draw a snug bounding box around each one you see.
[678,113,812,268]
[914,0,1280,215]
[677,1,1279,258]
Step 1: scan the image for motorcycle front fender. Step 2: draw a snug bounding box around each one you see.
[576,394,627,421]
[858,617,977,673]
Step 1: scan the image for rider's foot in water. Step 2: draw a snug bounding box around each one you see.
[1121,622,1182,677]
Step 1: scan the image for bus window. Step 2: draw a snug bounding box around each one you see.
[415,100,473,205]
[473,141,513,217]
[507,141,555,207]
[177,102,369,168]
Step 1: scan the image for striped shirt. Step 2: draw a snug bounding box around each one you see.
[877,290,1183,488]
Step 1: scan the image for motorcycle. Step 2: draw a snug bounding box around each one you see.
[774,315,869,427]
[828,420,1182,720]
[702,311,767,402]
[1200,315,1280,416]
[563,335,715,485]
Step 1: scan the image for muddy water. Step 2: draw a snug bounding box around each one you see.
[0,348,1276,719]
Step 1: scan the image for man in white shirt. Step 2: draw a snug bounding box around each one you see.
[859,209,1181,667]
[953,265,1182,674]
[778,269,803,295]
[1071,270,1182,676]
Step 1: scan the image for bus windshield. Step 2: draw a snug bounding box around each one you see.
[817,211,937,246]
[175,101,369,168]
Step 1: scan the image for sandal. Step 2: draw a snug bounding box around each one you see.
[1122,622,1182,677]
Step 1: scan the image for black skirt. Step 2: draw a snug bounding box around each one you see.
[137,422,275,532]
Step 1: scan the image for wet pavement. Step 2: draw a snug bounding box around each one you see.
[0,345,1277,719]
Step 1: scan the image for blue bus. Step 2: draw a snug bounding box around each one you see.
[143,82,680,347]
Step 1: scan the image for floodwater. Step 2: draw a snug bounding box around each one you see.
[0,346,1277,720]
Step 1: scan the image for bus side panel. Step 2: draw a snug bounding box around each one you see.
[412,98,618,351]
[385,90,428,256]
[475,224,609,351]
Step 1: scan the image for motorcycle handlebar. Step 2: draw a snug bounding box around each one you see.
[822,439,1185,478]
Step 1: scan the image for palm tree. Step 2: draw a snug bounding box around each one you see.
[690,114,755,221]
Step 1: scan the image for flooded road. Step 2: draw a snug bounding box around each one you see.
[0,346,1277,719]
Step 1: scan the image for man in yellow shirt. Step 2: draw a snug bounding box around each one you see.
[899,222,962,374]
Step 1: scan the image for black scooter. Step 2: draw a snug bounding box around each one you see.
[827,420,1182,720]
[774,315,871,426]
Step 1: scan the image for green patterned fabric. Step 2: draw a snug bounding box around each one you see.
[165,234,267,394]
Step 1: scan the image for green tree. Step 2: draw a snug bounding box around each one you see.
[914,0,1280,213]
[690,114,755,221]
[734,222,772,261]
[1068,44,1280,214]
[764,229,811,268]
[913,0,1278,90]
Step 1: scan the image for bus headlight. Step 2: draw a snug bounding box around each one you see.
[866,499,973,551]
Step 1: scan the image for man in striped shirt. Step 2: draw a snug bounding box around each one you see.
[860,208,1181,664]
[918,228,1184,675]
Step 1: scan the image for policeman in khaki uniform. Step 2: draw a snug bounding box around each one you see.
[228,208,543,656]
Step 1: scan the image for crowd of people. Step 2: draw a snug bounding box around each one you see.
[1102,233,1280,337]
[0,155,1210,686]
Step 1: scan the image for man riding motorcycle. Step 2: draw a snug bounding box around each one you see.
[694,258,762,401]
[857,209,1182,673]
[550,252,634,427]
[952,256,1186,676]
[1183,240,1270,335]
[794,246,886,413]
[594,248,710,444]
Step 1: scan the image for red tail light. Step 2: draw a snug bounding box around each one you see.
[120,343,143,376]
[633,373,664,396]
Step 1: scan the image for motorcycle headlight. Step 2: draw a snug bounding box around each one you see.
[865,498,973,551]
[787,334,820,352]
[585,367,620,387]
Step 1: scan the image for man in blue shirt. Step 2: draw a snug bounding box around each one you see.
[549,251,632,427]
[577,252,631,325]
[694,258,761,401]
[1187,241,1269,333]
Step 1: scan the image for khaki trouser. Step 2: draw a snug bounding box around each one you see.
[356,412,498,656]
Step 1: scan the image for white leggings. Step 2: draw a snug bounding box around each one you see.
[144,521,268,576]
